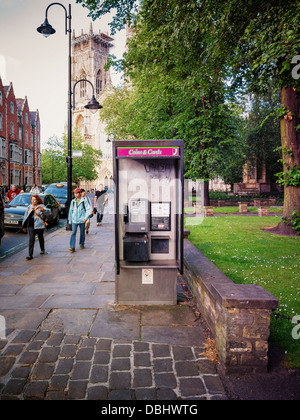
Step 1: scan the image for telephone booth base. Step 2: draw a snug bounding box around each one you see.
[115,265,177,306]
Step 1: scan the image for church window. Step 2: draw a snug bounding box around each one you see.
[96,70,102,95]
[80,72,86,98]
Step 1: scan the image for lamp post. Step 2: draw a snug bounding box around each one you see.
[37,3,102,230]
[37,2,72,228]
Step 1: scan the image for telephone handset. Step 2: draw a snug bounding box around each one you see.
[124,198,149,233]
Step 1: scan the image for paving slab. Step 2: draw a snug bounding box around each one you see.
[141,325,206,346]
[140,305,196,326]
[90,306,141,340]
[0,309,50,330]
[39,309,97,335]
[17,283,96,296]
[0,295,49,310]
[0,285,23,295]
[40,294,113,309]
[32,272,85,283]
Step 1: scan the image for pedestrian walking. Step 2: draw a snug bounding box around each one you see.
[80,189,94,234]
[93,184,108,226]
[68,188,91,252]
[30,183,40,193]
[22,194,50,260]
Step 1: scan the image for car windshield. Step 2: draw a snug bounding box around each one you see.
[8,194,31,207]
[45,188,67,198]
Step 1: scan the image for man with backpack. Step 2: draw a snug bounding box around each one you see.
[68,188,91,252]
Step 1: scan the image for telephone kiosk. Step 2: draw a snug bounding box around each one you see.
[113,140,184,305]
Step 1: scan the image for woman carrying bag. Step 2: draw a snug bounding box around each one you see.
[22,194,50,260]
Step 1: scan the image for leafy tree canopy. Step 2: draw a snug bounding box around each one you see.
[42,130,102,184]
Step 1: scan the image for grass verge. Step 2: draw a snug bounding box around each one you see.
[185,215,300,367]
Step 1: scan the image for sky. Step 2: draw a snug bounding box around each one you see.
[0,0,126,147]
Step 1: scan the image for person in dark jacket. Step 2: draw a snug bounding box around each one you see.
[22,194,50,260]
[93,184,108,226]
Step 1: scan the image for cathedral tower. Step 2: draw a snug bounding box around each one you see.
[72,23,114,191]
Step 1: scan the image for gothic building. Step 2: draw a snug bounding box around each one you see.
[71,24,114,191]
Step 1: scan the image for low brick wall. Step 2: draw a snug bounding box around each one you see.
[209,198,277,207]
[183,234,278,375]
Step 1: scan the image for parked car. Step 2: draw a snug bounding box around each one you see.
[0,190,4,246]
[4,193,61,230]
[44,183,75,216]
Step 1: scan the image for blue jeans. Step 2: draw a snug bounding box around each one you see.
[70,223,85,249]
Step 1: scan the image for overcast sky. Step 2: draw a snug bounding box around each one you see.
[0,0,125,147]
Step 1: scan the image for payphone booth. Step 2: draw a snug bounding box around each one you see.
[113,140,184,305]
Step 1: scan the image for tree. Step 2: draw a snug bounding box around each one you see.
[98,0,243,204]
[76,0,138,34]
[41,136,65,184]
[41,130,102,184]
[78,0,300,230]
[68,129,102,184]
[212,0,300,234]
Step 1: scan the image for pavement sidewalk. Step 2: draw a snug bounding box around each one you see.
[0,207,226,400]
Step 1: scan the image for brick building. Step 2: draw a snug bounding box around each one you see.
[0,76,41,188]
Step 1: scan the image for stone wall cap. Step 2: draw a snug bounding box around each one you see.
[211,283,278,309]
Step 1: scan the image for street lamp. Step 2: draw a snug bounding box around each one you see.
[37,3,102,230]
[37,2,72,229]
[72,79,102,114]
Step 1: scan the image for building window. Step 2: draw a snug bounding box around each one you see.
[1,139,5,158]
[19,127,22,141]
[25,130,28,143]
[0,91,2,105]
[2,166,5,184]
[80,72,86,98]
[0,113,2,130]
[96,70,102,95]
[10,122,14,137]
[25,113,28,124]
[10,102,14,114]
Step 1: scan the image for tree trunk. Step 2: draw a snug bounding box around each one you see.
[203,180,210,206]
[277,85,300,235]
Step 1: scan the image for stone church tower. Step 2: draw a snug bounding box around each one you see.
[71,23,114,191]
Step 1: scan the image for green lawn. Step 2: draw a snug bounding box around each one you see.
[185,215,300,367]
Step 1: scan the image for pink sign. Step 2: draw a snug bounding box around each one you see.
[117,147,180,158]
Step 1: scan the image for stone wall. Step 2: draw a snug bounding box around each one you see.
[183,234,278,375]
